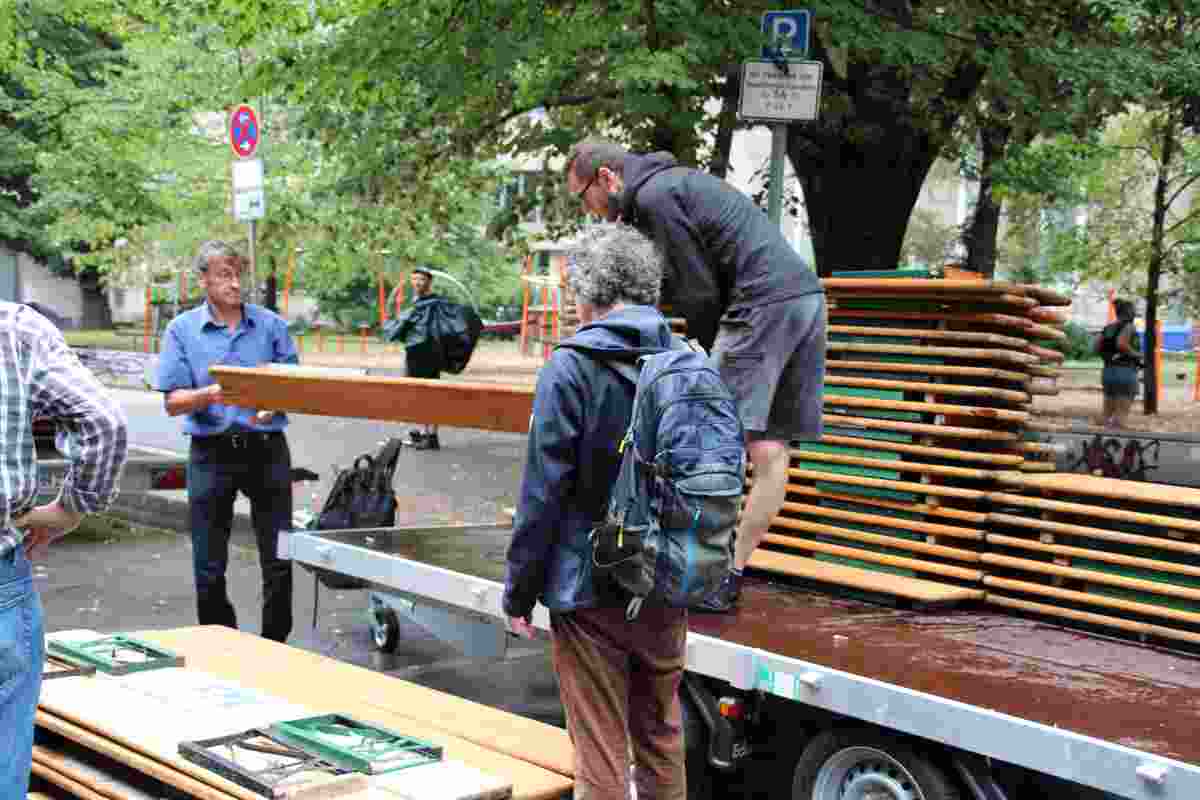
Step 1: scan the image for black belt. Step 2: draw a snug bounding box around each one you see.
[195,430,283,450]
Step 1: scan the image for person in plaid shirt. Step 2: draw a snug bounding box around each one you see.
[0,301,128,799]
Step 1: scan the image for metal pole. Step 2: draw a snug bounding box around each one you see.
[767,122,787,227]
[248,220,257,305]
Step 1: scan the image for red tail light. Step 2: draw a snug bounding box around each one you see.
[717,696,745,720]
[151,466,187,491]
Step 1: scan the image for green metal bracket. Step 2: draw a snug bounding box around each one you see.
[46,635,184,675]
[267,714,443,774]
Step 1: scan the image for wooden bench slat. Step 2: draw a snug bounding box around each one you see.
[823,414,1019,442]
[826,360,1030,383]
[818,434,1024,466]
[985,594,1200,646]
[826,393,1029,423]
[768,517,982,562]
[984,576,1200,627]
[749,550,984,604]
[987,533,1200,580]
[986,491,1200,535]
[823,375,1030,404]
[986,512,1200,557]
[776,498,985,541]
[980,553,1200,603]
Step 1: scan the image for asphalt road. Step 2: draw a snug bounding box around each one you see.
[36,388,567,729]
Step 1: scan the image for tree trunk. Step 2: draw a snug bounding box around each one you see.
[76,269,112,329]
[1144,115,1176,416]
[707,66,740,180]
[963,121,1015,278]
[794,141,934,275]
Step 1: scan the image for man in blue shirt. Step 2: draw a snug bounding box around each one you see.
[155,240,299,642]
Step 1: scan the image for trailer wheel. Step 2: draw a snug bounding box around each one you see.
[371,608,400,652]
[792,729,959,800]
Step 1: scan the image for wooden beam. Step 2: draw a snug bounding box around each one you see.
[211,366,535,433]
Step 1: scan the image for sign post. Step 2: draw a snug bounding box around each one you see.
[229,104,264,303]
[747,10,816,229]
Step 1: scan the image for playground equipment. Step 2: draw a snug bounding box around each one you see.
[518,242,574,359]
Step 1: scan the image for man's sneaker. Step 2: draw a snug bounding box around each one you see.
[408,429,426,443]
[411,433,440,451]
[693,571,742,613]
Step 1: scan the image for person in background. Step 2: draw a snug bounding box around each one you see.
[564,137,826,612]
[156,240,298,643]
[1096,298,1142,428]
[403,267,442,450]
[0,302,129,800]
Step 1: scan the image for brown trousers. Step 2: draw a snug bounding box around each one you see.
[550,604,688,800]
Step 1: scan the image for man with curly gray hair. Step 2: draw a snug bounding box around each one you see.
[504,224,688,800]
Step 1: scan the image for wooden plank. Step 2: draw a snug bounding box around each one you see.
[790,448,996,481]
[986,533,1200,580]
[1017,285,1073,306]
[211,366,535,433]
[827,308,1067,341]
[981,553,1200,603]
[35,712,240,800]
[823,376,1030,404]
[828,341,1037,366]
[30,761,113,800]
[987,491,1200,535]
[825,393,1030,423]
[788,467,988,501]
[748,549,984,603]
[823,278,1021,293]
[1026,343,1065,363]
[823,413,1019,442]
[1028,307,1069,324]
[767,519,982,563]
[986,511,1200,557]
[818,434,1024,466]
[33,743,159,800]
[1017,460,1057,472]
[763,532,983,581]
[832,293,1040,310]
[984,576,1200,627]
[996,473,1200,511]
[776,497,985,540]
[786,485,989,525]
[829,325,1030,349]
[825,360,1030,383]
[985,594,1200,646]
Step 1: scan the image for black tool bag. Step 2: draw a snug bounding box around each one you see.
[302,438,404,590]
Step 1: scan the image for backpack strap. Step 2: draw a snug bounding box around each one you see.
[557,343,643,387]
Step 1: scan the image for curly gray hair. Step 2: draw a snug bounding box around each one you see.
[565,224,662,310]
[192,240,244,274]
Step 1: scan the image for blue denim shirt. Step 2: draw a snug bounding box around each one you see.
[155,302,299,436]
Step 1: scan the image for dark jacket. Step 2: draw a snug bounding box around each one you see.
[502,306,674,618]
[619,152,823,350]
[384,293,482,375]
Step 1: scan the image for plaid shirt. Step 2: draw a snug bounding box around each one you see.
[0,303,128,558]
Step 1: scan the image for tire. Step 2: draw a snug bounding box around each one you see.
[370,608,400,652]
[792,728,960,800]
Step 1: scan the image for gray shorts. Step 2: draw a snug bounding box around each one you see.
[711,293,826,442]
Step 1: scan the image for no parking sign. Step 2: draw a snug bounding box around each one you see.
[229,104,260,159]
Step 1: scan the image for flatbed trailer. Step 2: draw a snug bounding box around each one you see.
[284,522,1200,800]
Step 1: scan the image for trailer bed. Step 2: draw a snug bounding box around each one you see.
[288,524,1200,799]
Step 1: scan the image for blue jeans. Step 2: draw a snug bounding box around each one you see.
[0,548,42,800]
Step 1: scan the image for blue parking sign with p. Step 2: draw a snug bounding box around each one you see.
[762,10,811,59]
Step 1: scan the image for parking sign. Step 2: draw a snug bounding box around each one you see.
[762,10,811,59]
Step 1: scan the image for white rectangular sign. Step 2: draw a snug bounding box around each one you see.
[231,157,264,191]
[234,188,265,221]
[739,59,822,122]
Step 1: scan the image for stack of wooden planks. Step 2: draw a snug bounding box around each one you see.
[983,473,1200,648]
[750,272,1072,605]
[33,628,573,800]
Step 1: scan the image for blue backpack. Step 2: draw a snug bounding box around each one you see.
[563,338,746,620]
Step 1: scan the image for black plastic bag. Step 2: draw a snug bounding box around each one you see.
[384,296,483,374]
